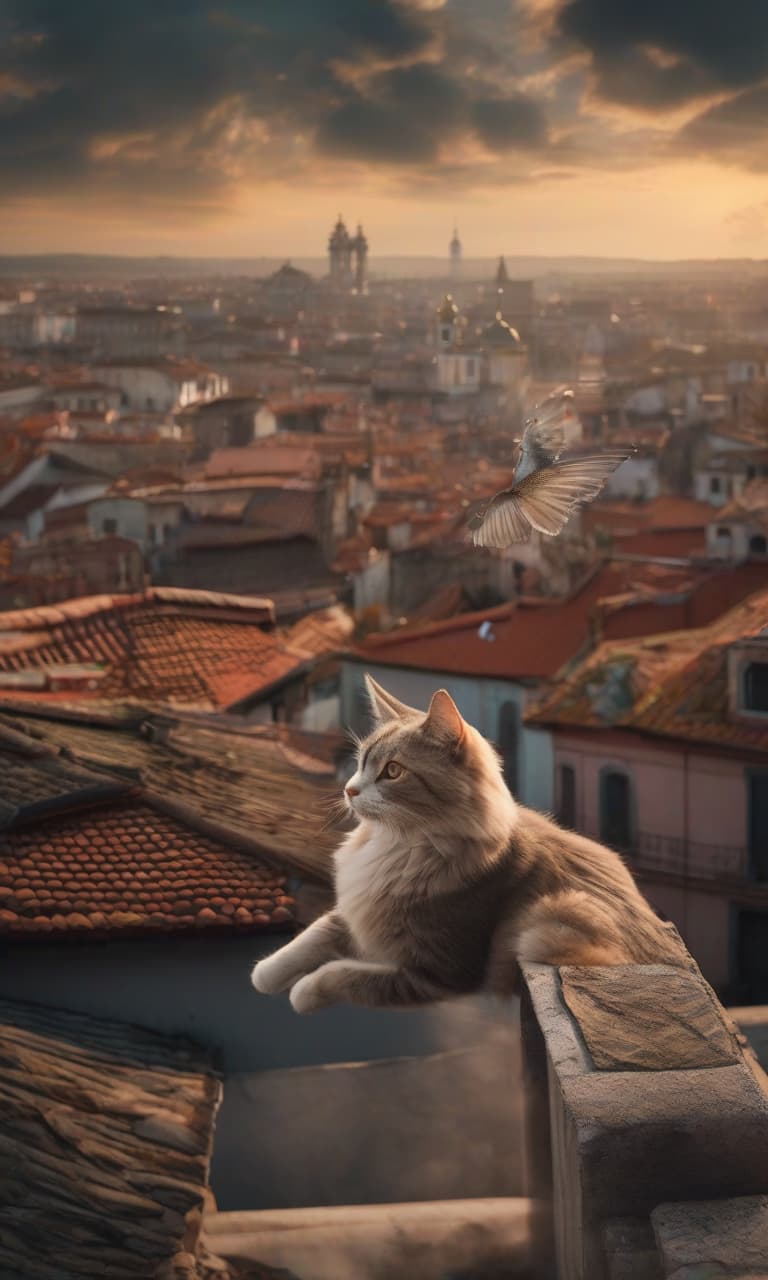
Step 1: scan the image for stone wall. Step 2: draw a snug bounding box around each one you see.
[520,950,768,1279]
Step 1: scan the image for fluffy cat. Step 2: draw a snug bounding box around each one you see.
[251,676,683,1013]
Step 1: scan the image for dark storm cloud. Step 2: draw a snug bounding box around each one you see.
[472,96,548,150]
[556,0,768,108]
[679,85,768,168]
[0,0,551,197]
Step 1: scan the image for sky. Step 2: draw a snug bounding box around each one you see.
[3,0,768,260]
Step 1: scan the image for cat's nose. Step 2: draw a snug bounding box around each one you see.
[346,785,360,798]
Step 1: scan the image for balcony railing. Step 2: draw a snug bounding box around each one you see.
[628,830,749,881]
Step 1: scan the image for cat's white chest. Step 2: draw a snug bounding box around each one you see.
[334,825,412,961]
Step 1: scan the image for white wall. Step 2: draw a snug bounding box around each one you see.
[87,496,148,549]
[603,454,660,500]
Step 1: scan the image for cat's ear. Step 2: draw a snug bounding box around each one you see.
[365,674,416,723]
[424,689,465,746]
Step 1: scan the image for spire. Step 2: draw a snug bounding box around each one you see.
[495,255,509,287]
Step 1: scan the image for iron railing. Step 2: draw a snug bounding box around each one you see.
[627,830,749,881]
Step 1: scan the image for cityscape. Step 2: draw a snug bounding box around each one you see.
[2,0,768,1274]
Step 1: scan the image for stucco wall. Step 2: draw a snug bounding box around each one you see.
[341,660,554,811]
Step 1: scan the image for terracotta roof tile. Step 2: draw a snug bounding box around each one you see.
[0,798,295,940]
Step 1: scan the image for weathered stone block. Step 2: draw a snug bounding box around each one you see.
[652,1195,768,1279]
[560,967,740,1072]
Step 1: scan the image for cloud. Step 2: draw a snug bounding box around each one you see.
[5,0,768,216]
[676,84,768,171]
[555,0,768,109]
[473,95,548,148]
[0,0,557,203]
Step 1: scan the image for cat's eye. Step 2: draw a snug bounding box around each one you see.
[382,761,404,780]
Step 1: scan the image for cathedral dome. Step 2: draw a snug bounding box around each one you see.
[481,311,521,347]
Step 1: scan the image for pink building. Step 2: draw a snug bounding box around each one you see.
[527,587,768,1002]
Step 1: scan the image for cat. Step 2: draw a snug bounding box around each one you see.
[251,675,684,1014]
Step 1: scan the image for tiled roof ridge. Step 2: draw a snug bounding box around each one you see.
[0,587,276,633]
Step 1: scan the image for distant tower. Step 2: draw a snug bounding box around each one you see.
[328,215,352,288]
[450,225,462,284]
[351,224,369,293]
[436,294,459,348]
[495,256,509,290]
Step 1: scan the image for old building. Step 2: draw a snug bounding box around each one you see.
[526,586,768,1001]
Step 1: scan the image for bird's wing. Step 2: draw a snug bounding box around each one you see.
[470,484,533,548]
[519,387,574,474]
[471,450,632,548]
[514,452,633,536]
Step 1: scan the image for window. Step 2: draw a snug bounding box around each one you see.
[102,517,118,535]
[736,910,768,1001]
[744,663,768,713]
[557,764,576,829]
[497,701,519,794]
[749,534,767,555]
[600,769,632,850]
[710,476,721,494]
[748,774,768,880]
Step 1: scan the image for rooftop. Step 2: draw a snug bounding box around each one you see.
[0,995,220,1279]
[0,705,339,883]
[526,585,768,754]
[0,725,298,940]
[0,588,312,711]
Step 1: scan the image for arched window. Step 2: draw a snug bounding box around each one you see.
[749,534,767,555]
[600,769,632,851]
[497,701,519,794]
[557,764,576,829]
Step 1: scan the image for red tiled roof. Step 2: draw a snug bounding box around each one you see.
[0,588,308,710]
[358,559,768,684]
[204,445,320,481]
[527,586,768,754]
[0,796,294,940]
[356,565,636,681]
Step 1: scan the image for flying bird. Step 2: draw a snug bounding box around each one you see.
[469,388,634,549]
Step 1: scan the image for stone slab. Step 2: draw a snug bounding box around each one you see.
[560,966,739,1072]
[652,1195,768,1278]
[204,1199,534,1280]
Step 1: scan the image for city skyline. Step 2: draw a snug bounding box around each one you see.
[3,0,768,259]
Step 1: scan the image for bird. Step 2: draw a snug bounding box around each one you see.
[469,387,634,549]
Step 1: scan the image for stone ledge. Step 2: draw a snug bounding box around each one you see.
[652,1195,768,1279]
[519,959,768,1280]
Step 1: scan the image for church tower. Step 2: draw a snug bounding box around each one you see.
[328,215,352,288]
[436,294,459,348]
[450,226,462,284]
[351,224,368,293]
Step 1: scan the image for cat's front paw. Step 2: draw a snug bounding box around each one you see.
[251,956,291,995]
[289,970,330,1014]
